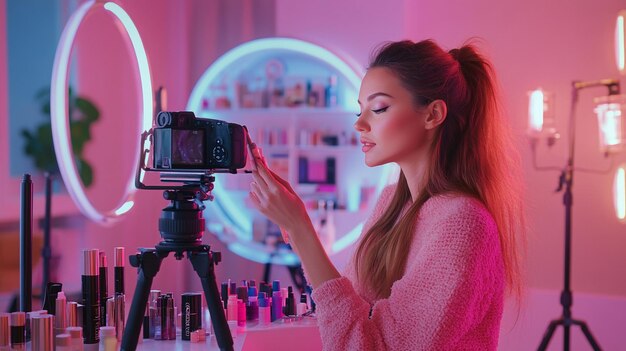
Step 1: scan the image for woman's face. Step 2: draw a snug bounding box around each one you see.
[354,67,430,167]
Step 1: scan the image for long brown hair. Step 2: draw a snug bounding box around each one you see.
[355,39,525,300]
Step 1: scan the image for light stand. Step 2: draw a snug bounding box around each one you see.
[535,79,621,351]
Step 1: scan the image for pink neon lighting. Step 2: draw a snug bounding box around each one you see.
[615,166,625,221]
[528,89,544,135]
[617,11,625,73]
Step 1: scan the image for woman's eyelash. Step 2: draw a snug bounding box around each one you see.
[356,106,388,118]
[373,107,388,114]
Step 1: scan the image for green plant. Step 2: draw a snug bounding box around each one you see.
[21,87,100,187]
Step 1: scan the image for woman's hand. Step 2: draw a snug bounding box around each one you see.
[248,156,310,240]
[248,150,341,287]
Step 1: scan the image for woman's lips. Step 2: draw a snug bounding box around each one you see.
[361,142,376,153]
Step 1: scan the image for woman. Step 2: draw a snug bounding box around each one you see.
[249,39,525,350]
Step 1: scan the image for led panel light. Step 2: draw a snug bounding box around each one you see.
[617,10,626,74]
[593,94,625,154]
[615,165,626,221]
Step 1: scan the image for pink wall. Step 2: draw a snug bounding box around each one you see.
[404,0,626,296]
[276,0,406,69]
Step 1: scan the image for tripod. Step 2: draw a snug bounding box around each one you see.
[535,81,617,351]
[120,181,234,351]
[536,164,601,351]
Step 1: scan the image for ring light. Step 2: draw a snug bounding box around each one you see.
[51,1,153,224]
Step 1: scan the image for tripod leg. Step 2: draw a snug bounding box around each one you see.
[121,250,164,351]
[190,249,234,351]
[573,320,602,351]
[537,319,561,351]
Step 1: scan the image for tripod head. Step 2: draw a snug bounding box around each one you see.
[155,176,214,258]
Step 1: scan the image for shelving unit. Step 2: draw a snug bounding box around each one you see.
[186,38,394,264]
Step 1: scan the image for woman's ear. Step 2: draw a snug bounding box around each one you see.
[424,100,447,130]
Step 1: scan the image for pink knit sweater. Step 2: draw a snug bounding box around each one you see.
[310,184,505,350]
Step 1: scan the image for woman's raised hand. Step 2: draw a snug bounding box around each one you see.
[248,153,310,242]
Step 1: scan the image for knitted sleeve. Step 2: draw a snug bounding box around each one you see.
[311,196,505,350]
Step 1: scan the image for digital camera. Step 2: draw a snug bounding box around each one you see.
[153,111,247,171]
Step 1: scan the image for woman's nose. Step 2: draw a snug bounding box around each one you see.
[353,116,369,132]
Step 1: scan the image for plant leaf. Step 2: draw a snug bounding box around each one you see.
[75,156,93,187]
[75,97,99,122]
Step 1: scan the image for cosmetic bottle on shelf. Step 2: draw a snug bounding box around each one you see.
[326,75,339,108]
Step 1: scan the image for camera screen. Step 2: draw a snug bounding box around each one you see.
[172,129,204,165]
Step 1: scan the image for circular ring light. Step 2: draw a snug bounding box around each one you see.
[51,1,153,224]
[187,37,394,264]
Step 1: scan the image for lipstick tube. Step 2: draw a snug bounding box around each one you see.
[113,247,125,341]
[67,302,78,327]
[156,294,169,340]
[156,294,175,340]
[10,312,25,350]
[114,293,125,341]
[54,292,67,335]
[167,295,175,340]
[0,313,10,350]
[148,290,161,339]
[114,247,125,295]
[82,249,100,346]
[105,298,114,327]
[31,314,53,351]
[99,252,108,330]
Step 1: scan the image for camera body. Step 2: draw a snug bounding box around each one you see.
[153,111,247,171]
